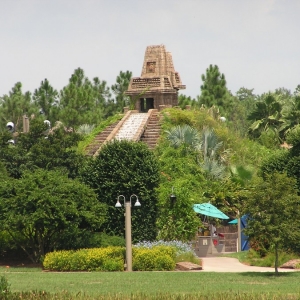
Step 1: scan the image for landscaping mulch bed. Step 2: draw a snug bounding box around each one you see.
[281,259,300,269]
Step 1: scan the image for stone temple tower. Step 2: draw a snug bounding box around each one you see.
[126,45,186,112]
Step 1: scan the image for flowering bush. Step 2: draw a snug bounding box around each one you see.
[134,240,196,257]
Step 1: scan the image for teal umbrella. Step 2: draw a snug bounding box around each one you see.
[228,219,238,224]
[193,203,229,219]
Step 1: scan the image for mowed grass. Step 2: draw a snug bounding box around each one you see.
[1,267,300,298]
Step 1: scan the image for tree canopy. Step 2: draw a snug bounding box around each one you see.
[242,172,300,273]
[0,169,107,262]
[80,140,160,242]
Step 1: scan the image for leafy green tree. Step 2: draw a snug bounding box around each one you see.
[0,117,85,179]
[80,140,160,242]
[0,82,37,132]
[236,87,257,103]
[111,70,132,112]
[178,94,197,109]
[157,182,200,241]
[32,78,59,124]
[294,84,300,96]
[230,87,257,137]
[0,169,107,262]
[242,172,300,274]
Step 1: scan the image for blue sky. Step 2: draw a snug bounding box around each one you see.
[1,0,299,99]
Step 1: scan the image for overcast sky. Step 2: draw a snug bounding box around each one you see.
[1,0,300,99]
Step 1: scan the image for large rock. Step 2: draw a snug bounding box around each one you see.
[176,262,203,271]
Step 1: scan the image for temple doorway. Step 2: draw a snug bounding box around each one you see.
[140,98,154,112]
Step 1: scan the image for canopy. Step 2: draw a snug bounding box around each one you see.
[228,219,238,224]
[193,203,229,219]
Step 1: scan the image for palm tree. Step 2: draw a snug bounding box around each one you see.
[165,124,201,151]
[166,125,228,179]
[247,93,283,139]
[198,127,227,180]
[279,95,300,138]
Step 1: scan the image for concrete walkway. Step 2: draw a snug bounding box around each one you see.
[200,256,298,272]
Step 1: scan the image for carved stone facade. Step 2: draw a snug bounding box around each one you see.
[126,45,186,112]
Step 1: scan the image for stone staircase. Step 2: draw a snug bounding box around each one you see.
[114,112,149,141]
[140,110,161,149]
[85,121,119,156]
[85,110,162,156]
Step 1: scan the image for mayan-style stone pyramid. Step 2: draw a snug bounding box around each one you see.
[126,45,186,112]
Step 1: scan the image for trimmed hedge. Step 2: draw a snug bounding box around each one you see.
[43,247,125,271]
[43,246,177,272]
[132,246,176,271]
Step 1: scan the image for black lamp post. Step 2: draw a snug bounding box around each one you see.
[170,186,176,208]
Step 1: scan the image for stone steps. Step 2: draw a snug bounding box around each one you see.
[85,122,119,156]
[140,112,161,149]
[85,111,162,155]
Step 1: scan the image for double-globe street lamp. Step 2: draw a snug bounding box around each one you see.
[115,194,141,272]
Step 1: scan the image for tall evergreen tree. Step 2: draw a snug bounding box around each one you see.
[111,70,132,112]
[59,68,104,128]
[33,78,59,124]
[0,82,36,132]
[198,65,229,109]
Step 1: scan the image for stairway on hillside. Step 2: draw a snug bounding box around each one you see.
[85,122,119,156]
[140,111,161,149]
[114,113,148,141]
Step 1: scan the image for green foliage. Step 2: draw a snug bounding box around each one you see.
[80,140,160,242]
[43,247,125,271]
[198,64,229,109]
[0,276,11,297]
[260,149,290,176]
[32,78,59,125]
[59,68,113,128]
[132,246,176,271]
[157,182,201,241]
[0,117,85,179]
[229,249,300,269]
[134,240,199,264]
[77,114,123,154]
[98,233,125,248]
[178,94,197,109]
[111,70,132,112]
[258,130,281,149]
[286,125,300,156]
[0,169,107,263]
[155,108,270,237]
[243,172,300,273]
[0,82,37,132]
[165,124,201,151]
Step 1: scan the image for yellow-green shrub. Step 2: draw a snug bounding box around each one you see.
[132,246,176,271]
[43,247,125,271]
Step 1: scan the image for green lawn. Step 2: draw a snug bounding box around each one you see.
[1,267,300,299]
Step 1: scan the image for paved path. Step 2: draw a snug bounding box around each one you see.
[200,257,297,272]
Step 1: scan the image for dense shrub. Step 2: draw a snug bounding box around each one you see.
[98,233,125,247]
[132,246,176,271]
[43,247,125,271]
[43,245,180,272]
[135,240,199,264]
[80,140,160,242]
